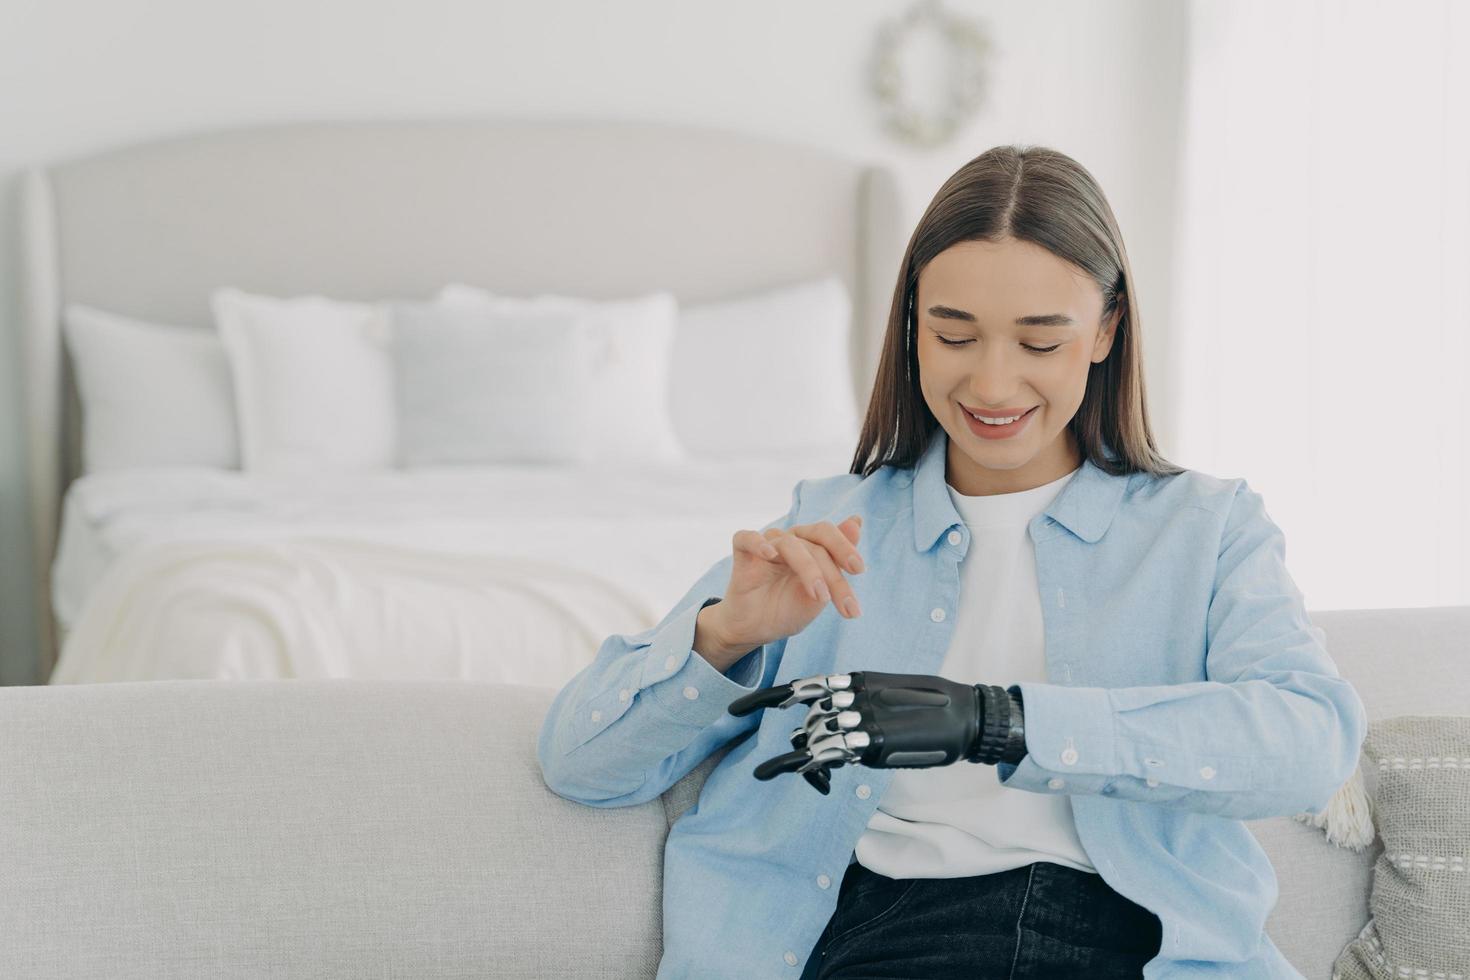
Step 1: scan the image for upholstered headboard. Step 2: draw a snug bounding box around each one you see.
[18,117,906,676]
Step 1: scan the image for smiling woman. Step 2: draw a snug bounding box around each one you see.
[537,142,1365,980]
[848,144,1184,492]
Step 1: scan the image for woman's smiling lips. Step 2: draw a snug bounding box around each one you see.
[961,403,1039,439]
[961,404,1038,419]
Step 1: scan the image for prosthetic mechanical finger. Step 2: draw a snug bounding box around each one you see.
[727,670,1028,795]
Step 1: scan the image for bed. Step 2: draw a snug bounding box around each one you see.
[19,118,904,686]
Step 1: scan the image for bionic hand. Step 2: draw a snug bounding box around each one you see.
[727,671,1027,795]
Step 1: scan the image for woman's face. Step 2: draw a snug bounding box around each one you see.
[915,236,1120,495]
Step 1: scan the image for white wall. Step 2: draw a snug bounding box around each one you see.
[0,0,1190,685]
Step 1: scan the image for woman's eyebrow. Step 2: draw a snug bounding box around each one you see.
[926,304,1075,327]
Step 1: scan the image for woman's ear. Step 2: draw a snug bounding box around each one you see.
[1092,306,1123,363]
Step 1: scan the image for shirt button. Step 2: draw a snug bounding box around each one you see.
[1146,777,1160,788]
[683,686,700,700]
[856,784,872,799]
[1047,777,1065,790]
[590,710,602,723]
[930,607,946,622]
[784,951,798,966]
[947,530,962,546]
[1200,766,1216,780]
[1061,748,1079,766]
[665,655,677,671]
[618,689,630,702]
[817,874,831,889]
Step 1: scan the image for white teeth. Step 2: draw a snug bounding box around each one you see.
[968,409,1026,425]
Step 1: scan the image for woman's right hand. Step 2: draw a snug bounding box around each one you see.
[711,515,865,652]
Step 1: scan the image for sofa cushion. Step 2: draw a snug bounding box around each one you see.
[1331,715,1470,980]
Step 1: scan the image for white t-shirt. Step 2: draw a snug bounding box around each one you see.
[853,463,1098,879]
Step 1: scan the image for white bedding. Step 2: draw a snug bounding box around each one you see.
[49,449,856,686]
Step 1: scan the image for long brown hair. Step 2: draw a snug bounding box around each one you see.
[850,144,1184,480]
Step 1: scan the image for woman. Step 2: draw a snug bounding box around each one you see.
[538,144,1366,979]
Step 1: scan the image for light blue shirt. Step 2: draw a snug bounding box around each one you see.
[537,428,1367,978]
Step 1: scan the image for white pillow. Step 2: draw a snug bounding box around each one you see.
[211,288,396,475]
[62,304,240,473]
[671,276,858,458]
[436,284,685,465]
[389,301,597,466]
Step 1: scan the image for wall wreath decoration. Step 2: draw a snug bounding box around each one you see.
[869,0,993,148]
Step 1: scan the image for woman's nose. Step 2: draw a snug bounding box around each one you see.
[968,347,1026,402]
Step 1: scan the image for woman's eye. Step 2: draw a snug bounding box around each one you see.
[935,336,1060,355]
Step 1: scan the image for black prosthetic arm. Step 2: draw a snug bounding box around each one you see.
[728,671,1027,795]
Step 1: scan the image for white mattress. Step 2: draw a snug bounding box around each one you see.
[49,449,857,685]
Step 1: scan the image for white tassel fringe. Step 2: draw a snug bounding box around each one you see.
[1292,764,1376,851]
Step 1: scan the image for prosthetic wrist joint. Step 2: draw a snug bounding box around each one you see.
[968,683,1027,766]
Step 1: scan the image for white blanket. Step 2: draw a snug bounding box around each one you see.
[50,534,662,687]
[49,450,851,685]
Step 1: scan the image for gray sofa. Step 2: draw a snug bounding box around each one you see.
[2,605,1466,979]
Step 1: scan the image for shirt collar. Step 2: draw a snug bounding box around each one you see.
[905,427,1131,550]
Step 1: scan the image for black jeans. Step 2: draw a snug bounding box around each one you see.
[801,859,1163,979]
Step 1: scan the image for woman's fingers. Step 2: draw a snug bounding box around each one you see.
[765,530,829,603]
[764,519,864,617]
[806,543,861,618]
[800,518,865,574]
[734,529,780,561]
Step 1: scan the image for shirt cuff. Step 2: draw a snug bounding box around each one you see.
[994,682,1117,795]
[641,596,767,726]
